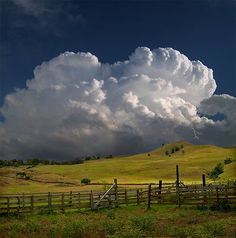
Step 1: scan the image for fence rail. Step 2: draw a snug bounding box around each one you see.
[1,180,236,214]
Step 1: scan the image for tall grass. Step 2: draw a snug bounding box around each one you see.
[1,205,235,238]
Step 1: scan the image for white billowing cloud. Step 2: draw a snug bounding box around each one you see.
[194,94,236,145]
[0,47,235,160]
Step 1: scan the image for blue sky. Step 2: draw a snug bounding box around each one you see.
[0,0,235,160]
[0,0,235,106]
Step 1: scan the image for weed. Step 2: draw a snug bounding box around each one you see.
[106,210,116,219]
[101,218,122,235]
[112,224,145,238]
[165,226,192,238]
[8,221,42,235]
[129,215,156,232]
[61,220,88,238]
[202,222,225,237]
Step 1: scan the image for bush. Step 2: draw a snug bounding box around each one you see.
[201,222,225,237]
[175,146,180,152]
[207,162,224,180]
[16,172,31,180]
[210,199,231,211]
[81,178,91,185]
[224,158,232,165]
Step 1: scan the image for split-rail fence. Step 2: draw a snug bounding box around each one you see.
[1,167,236,214]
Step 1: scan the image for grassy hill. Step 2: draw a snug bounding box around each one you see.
[1,141,235,193]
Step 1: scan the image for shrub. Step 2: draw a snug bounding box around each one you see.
[210,199,231,211]
[175,146,180,152]
[81,178,91,185]
[224,158,232,165]
[207,162,224,180]
[16,172,31,180]
[25,175,31,180]
[16,172,26,178]
[201,222,225,237]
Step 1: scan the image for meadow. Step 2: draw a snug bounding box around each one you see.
[0,204,236,238]
[0,141,236,238]
[0,141,235,193]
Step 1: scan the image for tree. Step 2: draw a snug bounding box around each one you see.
[81,178,91,185]
[175,146,180,152]
[224,158,232,165]
[207,162,224,180]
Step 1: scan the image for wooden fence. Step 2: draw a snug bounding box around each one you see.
[1,179,236,214]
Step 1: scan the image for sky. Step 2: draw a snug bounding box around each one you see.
[0,0,235,160]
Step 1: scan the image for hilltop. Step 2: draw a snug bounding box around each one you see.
[0,141,235,193]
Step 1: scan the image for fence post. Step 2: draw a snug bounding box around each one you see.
[125,189,128,204]
[61,193,65,213]
[78,192,81,210]
[90,190,94,210]
[31,195,34,212]
[202,174,206,204]
[176,165,181,206]
[17,196,20,214]
[108,193,112,207]
[48,192,52,210]
[216,186,219,207]
[137,189,140,205]
[158,180,162,204]
[22,193,25,209]
[69,191,72,207]
[176,165,179,188]
[224,185,228,201]
[7,197,10,215]
[147,184,151,209]
[114,178,118,208]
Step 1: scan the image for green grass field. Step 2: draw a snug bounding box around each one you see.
[1,141,236,193]
[0,204,236,238]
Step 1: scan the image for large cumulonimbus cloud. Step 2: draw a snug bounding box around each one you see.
[0,47,235,160]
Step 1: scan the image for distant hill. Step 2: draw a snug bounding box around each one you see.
[1,141,235,193]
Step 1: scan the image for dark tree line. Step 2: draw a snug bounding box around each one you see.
[0,154,113,167]
[0,158,84,167]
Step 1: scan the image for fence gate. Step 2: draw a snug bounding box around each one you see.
[92,178,118,210]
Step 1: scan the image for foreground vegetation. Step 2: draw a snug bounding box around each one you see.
[0,204,235,238]
[0,141,235,193]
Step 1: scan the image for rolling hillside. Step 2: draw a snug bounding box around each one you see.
[1,141,235,193]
